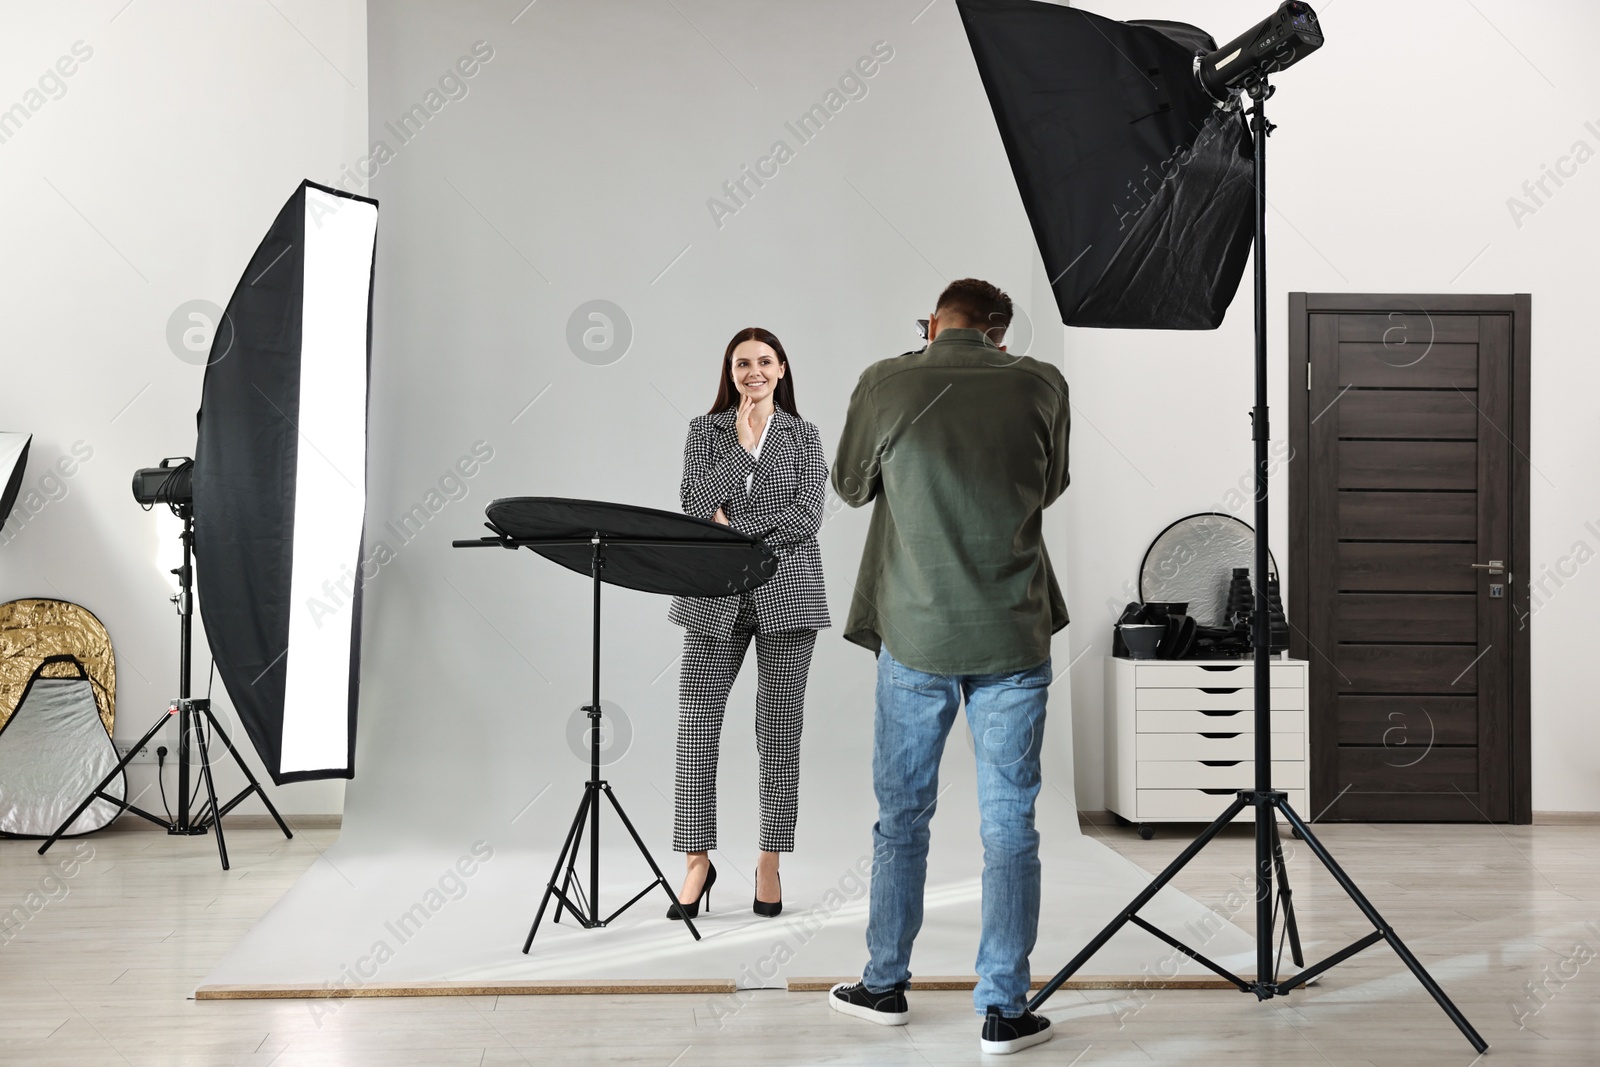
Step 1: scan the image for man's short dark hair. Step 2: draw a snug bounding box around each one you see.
[935,278,1013,339]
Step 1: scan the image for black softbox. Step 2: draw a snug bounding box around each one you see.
[194,180,377,785]
[956,0,1255,329]
[0,433,30,526]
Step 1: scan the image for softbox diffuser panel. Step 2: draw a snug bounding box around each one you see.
[955,0,1256,330]
[194,180,377,785]
[0,432,30,525]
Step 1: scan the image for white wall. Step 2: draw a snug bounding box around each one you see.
[1062,0,1600,813]
[0,0,367,816]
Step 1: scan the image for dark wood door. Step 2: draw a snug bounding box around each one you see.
[1289,294,1531,823]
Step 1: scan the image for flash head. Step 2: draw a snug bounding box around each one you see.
[1197,1,1323,101]
[132,457,194,507]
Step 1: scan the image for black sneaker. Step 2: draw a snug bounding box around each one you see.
[827,981,909,1026]
[980,1005,1053,1055]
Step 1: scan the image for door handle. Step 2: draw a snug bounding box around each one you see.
[1469,560,1504,574]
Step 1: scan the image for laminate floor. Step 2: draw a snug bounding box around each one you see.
[3,819,1596,1065]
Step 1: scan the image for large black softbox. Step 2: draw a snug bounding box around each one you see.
[956,0,1255,329]
[194,180,377,785]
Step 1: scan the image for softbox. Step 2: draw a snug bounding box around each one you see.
[194,180,377,785]
[956,0,1256,329]
[0,433,30,525]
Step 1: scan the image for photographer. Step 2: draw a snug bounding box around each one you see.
[825,279,1070,1056]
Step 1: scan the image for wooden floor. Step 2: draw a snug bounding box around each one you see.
[3,819,1597,1065]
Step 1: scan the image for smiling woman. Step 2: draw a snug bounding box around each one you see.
[665,326,831,923]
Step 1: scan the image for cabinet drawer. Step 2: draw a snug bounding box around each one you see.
[1136,788,1308,822]
[1137,706,1307,733]
[1136,732,1303,761]
[1137,760,1306,790]
[1135,662,1305,688]
[1136,687,1304,712]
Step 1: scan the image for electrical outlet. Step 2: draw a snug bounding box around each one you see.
[114,738,162,764]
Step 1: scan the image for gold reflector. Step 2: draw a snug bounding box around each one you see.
[0,598,116,734]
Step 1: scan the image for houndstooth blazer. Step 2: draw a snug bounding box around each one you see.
[667,407,832,638]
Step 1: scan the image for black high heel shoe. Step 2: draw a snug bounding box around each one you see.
[753,869,782,917]
[667,861,716,921]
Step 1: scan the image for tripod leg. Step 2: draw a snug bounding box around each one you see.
[555,845,580,927]
[553,803,589,929]
[524,789,592,953]
[38,708,173,854]
[1269,812,1305,969]
[194,716,230,870]
[600,784,700,942]
[203,706,293,840]
[1030,793,1251,1011]
[1277,802,1487,1053]
[555,789,596,927]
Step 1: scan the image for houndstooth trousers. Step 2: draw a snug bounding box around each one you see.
[674,594,818,853]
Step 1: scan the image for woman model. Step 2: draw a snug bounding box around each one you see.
[666,326,830,920]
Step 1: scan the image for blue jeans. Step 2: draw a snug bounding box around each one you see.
[862,648,1050,1016]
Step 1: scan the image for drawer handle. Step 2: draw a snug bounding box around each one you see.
[1200,732,1241,739]
[1198,666,1241,672]
[1201,760,1242,767]
[1200,687,1243,694]
[1199,709,1245,717]
[1201,788,1234,795]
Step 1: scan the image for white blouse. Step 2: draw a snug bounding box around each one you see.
[745,411,772,493]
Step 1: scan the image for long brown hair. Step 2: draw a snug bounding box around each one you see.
[707,327,800,417]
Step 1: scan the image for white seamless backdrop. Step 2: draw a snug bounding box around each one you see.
[343,0,1069,853]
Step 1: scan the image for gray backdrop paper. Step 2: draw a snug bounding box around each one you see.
[349,0,1067,853]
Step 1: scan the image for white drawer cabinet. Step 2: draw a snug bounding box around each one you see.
[1135,732,1303,761]
[1137,706,1308,732]
[1135,687,1304,711]
[1134,661,1305,688]
[1105,656,1311,838]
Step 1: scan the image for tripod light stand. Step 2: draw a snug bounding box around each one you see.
[1023,77,1487,1056]
[519,532,699,948]
[454,496,778,951]
[40,470,291,870]
[955,0,1484,1048]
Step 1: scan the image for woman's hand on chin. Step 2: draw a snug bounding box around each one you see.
[737,394,762,453]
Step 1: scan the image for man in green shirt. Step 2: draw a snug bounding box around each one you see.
[825,278,1069,1056]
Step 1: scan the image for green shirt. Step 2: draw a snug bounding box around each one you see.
[833,327,1070,674]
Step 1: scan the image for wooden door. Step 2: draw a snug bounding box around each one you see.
[1288,294,1531,823]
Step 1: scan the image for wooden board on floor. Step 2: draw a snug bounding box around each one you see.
[195,974,1246,1000]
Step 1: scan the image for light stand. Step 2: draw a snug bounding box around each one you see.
[39,504,292,870]
[518,534,702,949]
[1027,81,1487,1054]
[457,529,705,947]
[457,496,780,952]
